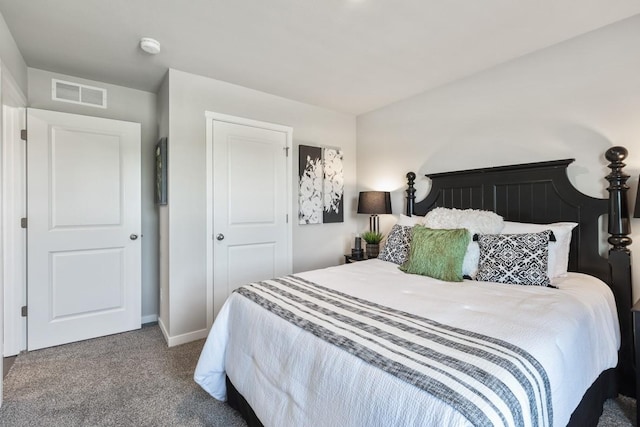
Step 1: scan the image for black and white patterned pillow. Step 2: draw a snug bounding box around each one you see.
[475,231,551,286]
[378,224,412,265]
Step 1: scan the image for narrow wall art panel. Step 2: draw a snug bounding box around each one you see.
[298,145,344,224]
[299,145,323,224]
[155,137,168,205]
[322,147,344,223]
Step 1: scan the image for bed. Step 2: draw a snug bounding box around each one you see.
[194,147,634,427]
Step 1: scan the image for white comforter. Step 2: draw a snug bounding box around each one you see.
[194,259,620,427]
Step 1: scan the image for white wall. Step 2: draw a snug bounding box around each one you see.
[357,15,640,298]
[161,69,356,340]
[0,9,27,374]
[28,68,160,323]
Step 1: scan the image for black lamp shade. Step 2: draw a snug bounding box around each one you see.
[357,191,392,215]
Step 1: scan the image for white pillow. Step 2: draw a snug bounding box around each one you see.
[397,214,422,227]
[423,208,504,277]
[500,221,578,278]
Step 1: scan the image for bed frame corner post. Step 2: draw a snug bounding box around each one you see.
[406,172,416,216]
[605,146,635,397]
[605,146,632,252]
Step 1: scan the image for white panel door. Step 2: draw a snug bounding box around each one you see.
[211,119,291,317]
[27,108,141,350]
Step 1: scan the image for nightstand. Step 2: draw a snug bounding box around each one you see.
[344,254,369,264]
[633,300,640,427]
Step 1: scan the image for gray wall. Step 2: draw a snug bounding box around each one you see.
[357,15,640,298]
[28,68,159,322]
[157,74,170,331]
[161,69,357,339]
[0,10,27,95]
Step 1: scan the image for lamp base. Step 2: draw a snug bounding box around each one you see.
[369,214,380,233]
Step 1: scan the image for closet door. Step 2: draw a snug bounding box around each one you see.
[206,113,292,320]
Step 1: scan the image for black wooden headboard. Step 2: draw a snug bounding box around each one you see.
[405,147,634,397]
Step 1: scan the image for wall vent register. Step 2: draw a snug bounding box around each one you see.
[52,79,107,108]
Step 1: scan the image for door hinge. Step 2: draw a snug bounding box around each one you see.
[20,217,27,229]
[20,129,27,141]
[286,214,289,223]
[21,306,27,317]
[284,146,290,157]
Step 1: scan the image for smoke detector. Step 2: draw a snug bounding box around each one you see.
[140,37,161,55]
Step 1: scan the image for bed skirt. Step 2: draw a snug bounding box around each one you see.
[226,376,263,427]
[226,368,617,427]
[566,368,617,427]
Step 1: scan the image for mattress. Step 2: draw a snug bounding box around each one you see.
[194,259,620,427]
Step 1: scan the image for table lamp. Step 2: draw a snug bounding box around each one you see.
[357,191,392,233]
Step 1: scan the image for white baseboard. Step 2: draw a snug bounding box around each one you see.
[157,318,208,347]
[158,318,170,343]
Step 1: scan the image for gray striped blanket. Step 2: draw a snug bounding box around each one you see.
[236,275,552,427]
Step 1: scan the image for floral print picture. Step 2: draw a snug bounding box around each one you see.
[298,145,323,224]
[298,145,344,224]
[322,147,344,223]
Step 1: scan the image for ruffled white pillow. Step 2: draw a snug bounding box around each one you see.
[423,207,504,277]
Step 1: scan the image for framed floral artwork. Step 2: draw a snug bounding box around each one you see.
[322,147,344,223]
[298,145,344,224]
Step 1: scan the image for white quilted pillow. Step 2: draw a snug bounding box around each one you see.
[423,207,504,277]
[397,214,422,227]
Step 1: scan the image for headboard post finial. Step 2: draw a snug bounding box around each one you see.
[406,172,416,216]
[605,146,635,397]
[605,146,632,252]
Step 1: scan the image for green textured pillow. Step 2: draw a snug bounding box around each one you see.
[400,226,470,282]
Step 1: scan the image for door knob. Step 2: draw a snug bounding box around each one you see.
[130,234,138,240]
[216,233,225,241]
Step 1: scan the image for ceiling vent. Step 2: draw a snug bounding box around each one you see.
[52,79,107,109]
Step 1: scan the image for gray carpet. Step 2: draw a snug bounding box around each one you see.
[0,325,635,426]
[0,325,245,426]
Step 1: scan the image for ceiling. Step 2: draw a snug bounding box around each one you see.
[0,1,639,115]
